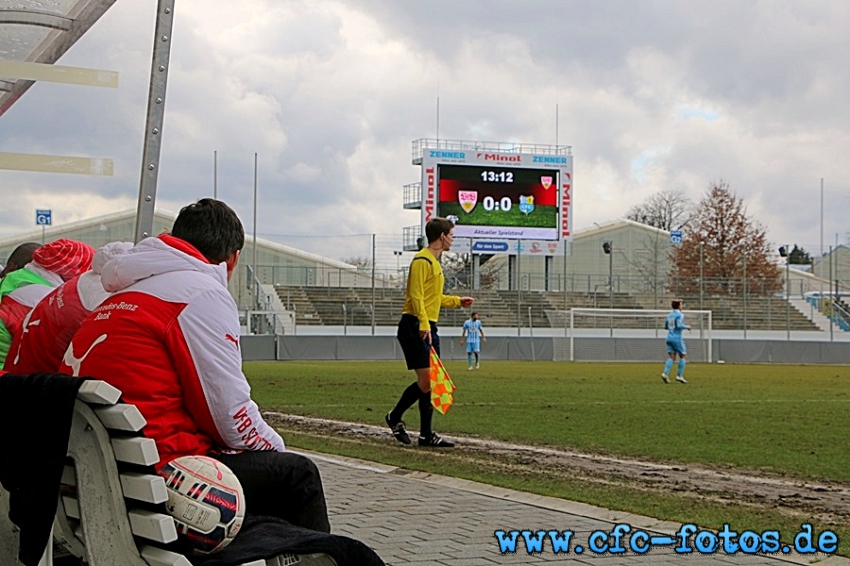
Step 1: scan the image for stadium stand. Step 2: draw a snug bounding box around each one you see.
[274,285,824,332]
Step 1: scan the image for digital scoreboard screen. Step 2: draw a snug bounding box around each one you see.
[437,164,559,240]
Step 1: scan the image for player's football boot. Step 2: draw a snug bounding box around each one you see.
[386,412,411,444]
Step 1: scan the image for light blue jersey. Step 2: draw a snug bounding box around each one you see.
[463,319,483,352]
[665,310,689,340]
[664,309,690,355]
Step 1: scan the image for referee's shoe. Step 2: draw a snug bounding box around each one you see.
[418,432,454,448]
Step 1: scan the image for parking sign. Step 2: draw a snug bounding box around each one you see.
[35,209,52,226]
[670,230,683,245]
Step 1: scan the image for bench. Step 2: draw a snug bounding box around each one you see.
[0,379,333,566]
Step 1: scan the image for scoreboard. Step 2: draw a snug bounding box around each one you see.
[420,150,572,242]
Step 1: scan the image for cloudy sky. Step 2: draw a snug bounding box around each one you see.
[1,0,849,261]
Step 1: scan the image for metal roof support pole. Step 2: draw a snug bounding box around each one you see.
[135,0,175,242]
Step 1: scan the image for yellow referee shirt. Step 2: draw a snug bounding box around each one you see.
[402,248,462,331]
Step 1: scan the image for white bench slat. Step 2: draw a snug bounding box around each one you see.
[94,404,146,432]
[238,561,266,566]
[120,472,167,504]
[140,544,193,566]
[61,464,76,485]
[62,496,80,520]
[77,380,121,405]
[111,437,159,466]
[128,509,177,543]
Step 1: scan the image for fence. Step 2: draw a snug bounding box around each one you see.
[236,235,850,337]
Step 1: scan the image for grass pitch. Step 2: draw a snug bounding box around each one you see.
[245,360,850,555]
[246,360,849,483]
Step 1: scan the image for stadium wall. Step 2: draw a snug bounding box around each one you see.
[240,336,850,364]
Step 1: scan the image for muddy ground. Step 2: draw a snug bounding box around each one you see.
[266,412,850,526]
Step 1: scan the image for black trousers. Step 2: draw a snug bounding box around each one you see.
[216,451,331,533]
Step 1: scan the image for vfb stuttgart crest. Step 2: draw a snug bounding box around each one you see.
[519,195,535,215]
[458,191,478,213]
[540,176,553,189]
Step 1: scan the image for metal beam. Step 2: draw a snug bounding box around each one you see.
[0,0,118,117]
[0,60,118,88]
[0,9,72,30]
[134,0,175,242]
[0,151,113,175]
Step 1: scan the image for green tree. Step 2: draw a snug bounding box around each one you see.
[788,245,812,265]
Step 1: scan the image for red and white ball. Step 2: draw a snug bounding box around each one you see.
[159,455,246,555]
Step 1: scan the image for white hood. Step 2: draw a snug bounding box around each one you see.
[100,237,228,293]
[92,241,134,274]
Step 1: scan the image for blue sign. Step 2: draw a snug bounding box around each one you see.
[35,209,52,226]
[472,241,509,253]
[670,230,683,245]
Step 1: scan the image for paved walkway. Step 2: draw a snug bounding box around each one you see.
[298,450,848,566]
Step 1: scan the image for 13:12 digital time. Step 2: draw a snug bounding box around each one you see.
[480,170,514,183]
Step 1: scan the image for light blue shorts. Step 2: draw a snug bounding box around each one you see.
[666,339,687,356]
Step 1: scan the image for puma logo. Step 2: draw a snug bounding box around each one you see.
[12,313,41,365]
[225,334,239,347]
[63,334,108,376]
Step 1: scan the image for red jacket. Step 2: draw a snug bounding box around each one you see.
[5,242,133,374]
[59,235,285,469]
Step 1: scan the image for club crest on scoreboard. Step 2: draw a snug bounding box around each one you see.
[540,176,553,189]
[459,191,478,213]
[519,195,535,215]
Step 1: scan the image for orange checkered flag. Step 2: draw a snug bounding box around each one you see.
[429,347,456,415]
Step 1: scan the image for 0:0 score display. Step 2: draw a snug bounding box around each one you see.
[481,195,513,211]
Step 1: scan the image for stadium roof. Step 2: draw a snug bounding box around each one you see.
[0,208,360,270]
[0,0,117,117]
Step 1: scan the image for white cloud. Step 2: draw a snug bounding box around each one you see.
[1,0,849,256]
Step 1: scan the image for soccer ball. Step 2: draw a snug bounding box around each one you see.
[159,455,246,555]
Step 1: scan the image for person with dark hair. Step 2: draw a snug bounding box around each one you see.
[461,311,486,370]
[0,242,40,279]
[0,239,95,365]
[662,299,691,384]
[386,217,474,448]
[59,199,330,532]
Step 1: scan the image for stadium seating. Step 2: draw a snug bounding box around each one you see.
[0,379,332,566]
[273,285,823,332]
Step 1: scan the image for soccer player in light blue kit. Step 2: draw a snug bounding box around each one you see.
[461,312,486,370]
[662,299,691,384]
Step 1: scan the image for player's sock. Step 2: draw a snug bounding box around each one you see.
[467,353,474,367]
[418,390,433,438]
[390,382,420,423]
[678,358,687,376]
[663,359,674,375]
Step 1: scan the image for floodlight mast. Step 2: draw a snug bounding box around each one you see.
[135,0,176,243]
[603,241,613,307]
[779,245,791,340]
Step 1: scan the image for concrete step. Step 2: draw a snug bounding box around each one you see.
[789,297,832,331]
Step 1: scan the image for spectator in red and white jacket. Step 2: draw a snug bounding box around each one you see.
[4,241,133,374]
[59,199,329,533]
[0,239,95,366]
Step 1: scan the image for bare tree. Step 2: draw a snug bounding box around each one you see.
[341,256,372,269]
[626,189,692,231]
[672,181,781,296]
[441,252,504,290]
[623,229,672,306]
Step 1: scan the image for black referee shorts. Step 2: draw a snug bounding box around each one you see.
[397,314,440,370]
